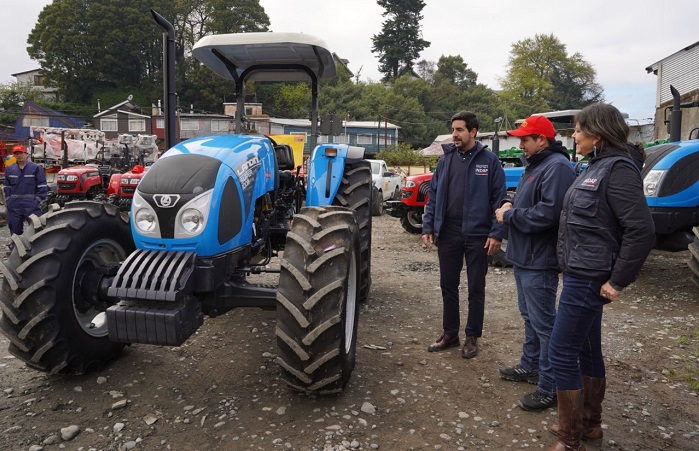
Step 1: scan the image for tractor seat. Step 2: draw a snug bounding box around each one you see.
[274,145,295,171]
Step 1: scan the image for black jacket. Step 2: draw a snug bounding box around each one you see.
[423,141,506,239]
[557,147,656,289]
[503,143,576,270]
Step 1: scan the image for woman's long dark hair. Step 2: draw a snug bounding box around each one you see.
[575,103,629,154]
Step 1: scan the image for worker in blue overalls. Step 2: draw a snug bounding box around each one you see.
[4,144,48,247]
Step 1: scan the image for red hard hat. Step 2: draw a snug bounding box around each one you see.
[12,144,28,154]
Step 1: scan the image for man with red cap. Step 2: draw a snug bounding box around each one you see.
[494,115,576,412]
[3,144,48,244]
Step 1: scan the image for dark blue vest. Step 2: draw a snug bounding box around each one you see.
[557,155,638,281]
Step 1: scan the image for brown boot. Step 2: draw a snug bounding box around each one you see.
[548,390,586,451]
[549,377,605,446]
[581,376,605,446]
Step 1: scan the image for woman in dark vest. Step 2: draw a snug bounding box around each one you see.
[547,103,656,451]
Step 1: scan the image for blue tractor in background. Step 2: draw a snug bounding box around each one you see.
[0,14,372,394]
[643,86,699,287]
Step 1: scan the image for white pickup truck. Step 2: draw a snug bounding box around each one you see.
[367,159,404,216]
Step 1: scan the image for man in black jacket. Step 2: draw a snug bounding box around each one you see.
[422,111,506,359]
[495,115,576,411]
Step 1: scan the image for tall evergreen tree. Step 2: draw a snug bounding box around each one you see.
[371,0,430,81]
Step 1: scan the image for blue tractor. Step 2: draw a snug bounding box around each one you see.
[0,16,372,394]
[643,86,699,287]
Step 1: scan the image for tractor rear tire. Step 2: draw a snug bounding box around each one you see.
[400,209,423,234]
[333,161,372,302]
[0,201,135,375]
[276,206,360,394]
[689,226,699,288]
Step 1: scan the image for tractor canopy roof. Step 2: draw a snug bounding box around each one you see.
[192,32,336,83]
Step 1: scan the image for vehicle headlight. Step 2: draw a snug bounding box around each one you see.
[135,208,157,232]
[66,175,78,182]
[57,174,66,181]
[175,190,213,238]
[181,208,204,233]
[405,180,417,188]
[132,191,160,237]
[643,169,666,197]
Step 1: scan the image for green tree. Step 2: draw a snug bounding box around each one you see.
[0,81,45,126]
[26,0,269,107]
[371,0,430,80]
[499,33,603,118]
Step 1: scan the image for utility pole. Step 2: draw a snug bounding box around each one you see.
[492,117,502,153]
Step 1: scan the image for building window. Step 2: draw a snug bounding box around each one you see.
[181,119,199,131]
[333,134,349,144]
[211,120,229,132]
[129,119,146,132]
[101,117,118,131]
[22,115,50,128]
[356,134,373,144]
[270,124,285,134]
[156,118,164,129]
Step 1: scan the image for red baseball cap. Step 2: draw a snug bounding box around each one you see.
[507,115,556,139]
[12,144,28,154]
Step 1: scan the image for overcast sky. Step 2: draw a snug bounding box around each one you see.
[3,0,698,123]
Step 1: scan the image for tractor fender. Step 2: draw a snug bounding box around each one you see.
[306,144,365,206]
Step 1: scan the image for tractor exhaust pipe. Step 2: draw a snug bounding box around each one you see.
[152,10,177,151]
[669,85,682,142]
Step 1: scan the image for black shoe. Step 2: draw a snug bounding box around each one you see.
[518,390,557,412]
[499,365,539,384]
[427,333,459,352]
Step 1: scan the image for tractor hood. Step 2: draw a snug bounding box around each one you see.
[131,134,276,257]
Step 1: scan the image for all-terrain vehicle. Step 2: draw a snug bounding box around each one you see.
[0,14,372,395]
[385,172,432,234]
[642,85,699,287]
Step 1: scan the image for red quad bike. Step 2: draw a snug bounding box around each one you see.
[385,172,432,234]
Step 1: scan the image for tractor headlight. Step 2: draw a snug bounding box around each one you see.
[181,209,204,233]
[66,175,78,182]
[404,180,416,188]
[175,190,213,238]
[132,191,160,237]
[643,169,666,197]
[135,209,157,232]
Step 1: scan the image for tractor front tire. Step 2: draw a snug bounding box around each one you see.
[333,161,372,302]
[400,209,423,234]
[0,201,135,375]
[276,206,360,394]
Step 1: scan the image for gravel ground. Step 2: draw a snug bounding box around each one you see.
[1,213,698,451]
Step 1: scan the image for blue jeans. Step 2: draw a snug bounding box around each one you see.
[514,266,558,397]
[549,274,606,391]
[436,220,488,338]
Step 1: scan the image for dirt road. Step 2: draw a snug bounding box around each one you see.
[1,215,698,451]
